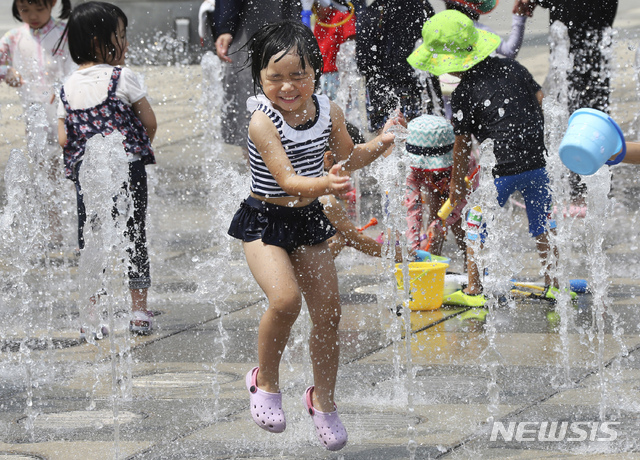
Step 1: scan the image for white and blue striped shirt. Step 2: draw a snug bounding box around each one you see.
[246,94,332,198]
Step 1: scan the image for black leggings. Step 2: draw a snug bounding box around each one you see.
[74,160,150,290]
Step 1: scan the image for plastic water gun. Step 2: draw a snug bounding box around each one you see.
[414,249,431,262]
[421,165,481,252]
[356,217,378,232]
[343,188,357,204]
[437,164,481,221]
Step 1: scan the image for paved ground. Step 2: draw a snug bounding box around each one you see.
[1,16,640,460]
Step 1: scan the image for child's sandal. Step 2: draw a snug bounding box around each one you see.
[303,386,348,451]
[129,310,153,335]
[245,367,286,433]
[80,325,109,341]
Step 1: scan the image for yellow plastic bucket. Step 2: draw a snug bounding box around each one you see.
[395,261,449,311]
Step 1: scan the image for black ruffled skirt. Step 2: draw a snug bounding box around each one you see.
[228,196,336,253]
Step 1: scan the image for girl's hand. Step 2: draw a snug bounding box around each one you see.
[380,111,407,145]
[326,163,353,195]
[6,68,23,87]
[380,111,408,156]
[215,33,234,63]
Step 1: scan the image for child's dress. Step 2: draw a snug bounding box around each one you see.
[0,18,75,140]
[59,65,155,289]
[59,66,155,180]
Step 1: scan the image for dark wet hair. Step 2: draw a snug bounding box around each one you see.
[56,1,128,65]
[444,1,480,21]
[12,0,72,21]
[245,20,323,94]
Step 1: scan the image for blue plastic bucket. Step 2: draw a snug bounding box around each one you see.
[558,108,626,175]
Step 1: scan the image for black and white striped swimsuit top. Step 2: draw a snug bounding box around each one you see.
[246,94,332,198]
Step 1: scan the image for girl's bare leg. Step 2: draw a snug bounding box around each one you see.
[244,240,301,394]
[291,242,341,413]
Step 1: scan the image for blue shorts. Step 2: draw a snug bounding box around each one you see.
[228,196,336,253]
[468,167,554,242]
[495,167,553,237]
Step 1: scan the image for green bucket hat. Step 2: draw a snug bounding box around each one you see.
[445,0,499,15]
[407,10,500,77]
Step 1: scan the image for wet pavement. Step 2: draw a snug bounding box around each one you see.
[2,34,640,460]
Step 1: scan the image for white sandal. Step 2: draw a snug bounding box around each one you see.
[129,310,153,335]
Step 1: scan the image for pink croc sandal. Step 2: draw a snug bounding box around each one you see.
[245,367,286,433]
[303,386,348,451]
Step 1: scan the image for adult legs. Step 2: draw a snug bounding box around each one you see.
[567,27,612,205]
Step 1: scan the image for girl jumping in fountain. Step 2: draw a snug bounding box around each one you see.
[227,20,402,451]
[56,2,157,335]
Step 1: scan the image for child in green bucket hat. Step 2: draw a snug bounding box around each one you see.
[437,0,530,118]
[408,10,574,308]
[407,10,501,76]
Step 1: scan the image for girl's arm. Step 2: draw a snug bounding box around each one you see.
[132,97,157,143]
[57,118,66,147]
[0,33,24,87]
[320,194,402,262]
[328,102,399,170]
[0,34,12,83]
[249,111,351,198]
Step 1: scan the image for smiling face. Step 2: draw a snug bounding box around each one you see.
[259,48,316,121]
[16,0,55,30]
